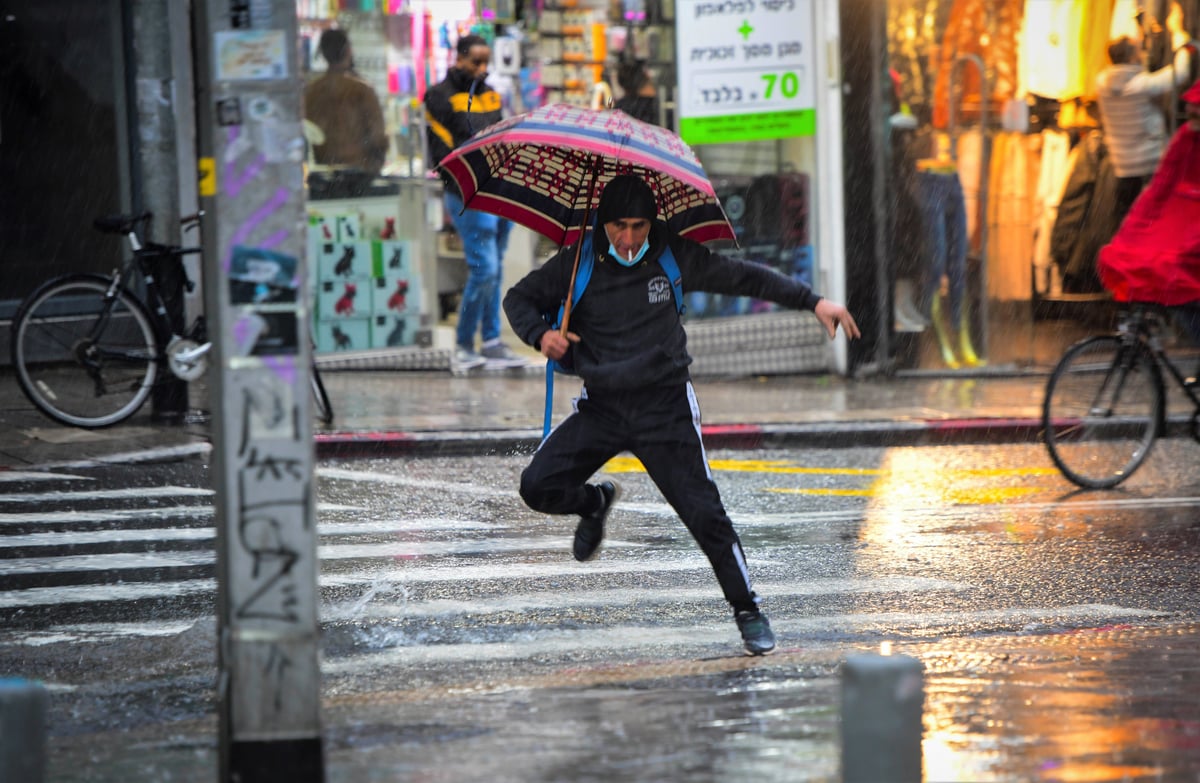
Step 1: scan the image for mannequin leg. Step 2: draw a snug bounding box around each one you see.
[958,309,984,367]
[930,294,960,369]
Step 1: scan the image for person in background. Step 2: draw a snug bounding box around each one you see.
[613,58,660,126]
[426,34,522,371]
[1095,32,1196,225]
[503,175,860,656]
[303,29,388,177]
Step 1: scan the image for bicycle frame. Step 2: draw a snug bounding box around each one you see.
[1123,305,1200,423]
[12,210,334,428]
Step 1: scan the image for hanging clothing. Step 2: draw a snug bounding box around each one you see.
[1032,129,1074,293]
[1019,0,1088,101]
[986,131,1038,300]
[1050,131,1121,293]
[955,129,986,253]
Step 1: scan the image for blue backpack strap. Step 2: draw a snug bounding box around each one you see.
[658,246,685,315]
[544,231,595,437]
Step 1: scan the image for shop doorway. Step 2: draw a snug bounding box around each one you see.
[0,1,128,334]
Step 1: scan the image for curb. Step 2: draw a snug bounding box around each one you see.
[312,417,1048,459]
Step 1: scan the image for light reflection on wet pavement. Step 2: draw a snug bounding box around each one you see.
[41,623,1200,782]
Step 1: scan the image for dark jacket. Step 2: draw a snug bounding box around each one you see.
[1051,131,1121,292]
[424,68,504,194]
[504,220,822,391]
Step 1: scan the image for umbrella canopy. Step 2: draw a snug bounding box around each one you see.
[437,103,735,247]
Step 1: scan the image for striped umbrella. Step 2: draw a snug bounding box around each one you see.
[437,103,735,247]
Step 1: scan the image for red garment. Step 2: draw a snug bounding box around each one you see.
[1097,126,1200,305]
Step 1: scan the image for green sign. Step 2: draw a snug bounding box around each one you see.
[679,109,815,145]
[675,0,816,146]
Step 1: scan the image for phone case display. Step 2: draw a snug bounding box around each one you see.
[309,210,422,352]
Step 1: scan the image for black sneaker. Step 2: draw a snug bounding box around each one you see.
[735,610,776,656]
[573,481,620,562]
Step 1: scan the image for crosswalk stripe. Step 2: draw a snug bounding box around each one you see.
[0,546,699,578]
[322,577,970,620]
[0,576,969,630]
[0,506,214,525]
[0,518,500,550]
[0,471,92,483]
[320,604,1166,671]
[40,442,212,469]
[0,486,213,503]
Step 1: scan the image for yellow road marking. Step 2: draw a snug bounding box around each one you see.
[766,487,878,497]
[602,456,1057,504]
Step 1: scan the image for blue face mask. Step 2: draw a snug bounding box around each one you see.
[608,237,650,267]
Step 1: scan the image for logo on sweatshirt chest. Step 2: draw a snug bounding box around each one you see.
[648,275,672,305]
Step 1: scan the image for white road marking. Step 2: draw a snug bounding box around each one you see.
[0,471,92,483]
[38,442,212,469]
[0,486,213,503]
[0,517,498,550]
[0,506,214,525]
[324,577,969,620]
[321,604,1166,671]
[0,577,968,640]
[0,546,688,577]
[317,466,520,499]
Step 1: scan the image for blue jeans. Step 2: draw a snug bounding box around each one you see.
[444,190,513,350]
[917,170,968,324]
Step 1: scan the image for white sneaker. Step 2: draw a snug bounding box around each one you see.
[452,346,486,373]
[480,341,527,368]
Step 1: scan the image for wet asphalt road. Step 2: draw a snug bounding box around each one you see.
[3,440,1200,781]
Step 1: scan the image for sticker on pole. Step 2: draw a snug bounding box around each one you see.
[215,30,288,81]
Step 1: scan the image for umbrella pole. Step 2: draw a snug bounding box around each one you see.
[560,163,603,337]
[559,217,587,337]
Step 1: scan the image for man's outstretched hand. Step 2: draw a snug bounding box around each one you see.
[814,299,862,340]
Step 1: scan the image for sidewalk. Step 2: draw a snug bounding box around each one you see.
[0,364,1057,468]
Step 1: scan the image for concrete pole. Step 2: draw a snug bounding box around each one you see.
[129,0,190,419]
[192,2,324,780]
[841,653,924,783]
[0,678,47,783]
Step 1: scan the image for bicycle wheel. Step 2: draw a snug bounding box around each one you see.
[1043,335,1163,489]
[11,274,159,428]
[310,361,334,425]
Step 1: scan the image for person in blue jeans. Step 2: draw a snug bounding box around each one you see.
[425,34,522,370]
[443,188,516,370]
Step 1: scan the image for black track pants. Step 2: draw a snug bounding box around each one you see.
[519,381,760,613]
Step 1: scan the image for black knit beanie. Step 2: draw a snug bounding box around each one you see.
[596,174,657,225]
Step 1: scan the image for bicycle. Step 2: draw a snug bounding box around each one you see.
[10,212,334,429]
[1042,303,1200,488]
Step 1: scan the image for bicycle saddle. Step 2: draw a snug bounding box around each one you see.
[94,212,152,235]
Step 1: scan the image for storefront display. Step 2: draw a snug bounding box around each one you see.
[882,0,1200,373]
[293,0,848,375]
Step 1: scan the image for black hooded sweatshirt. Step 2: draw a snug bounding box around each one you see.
[503,221,822,391]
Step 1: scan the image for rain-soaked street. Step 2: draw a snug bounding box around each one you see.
[4,439,1200,781]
